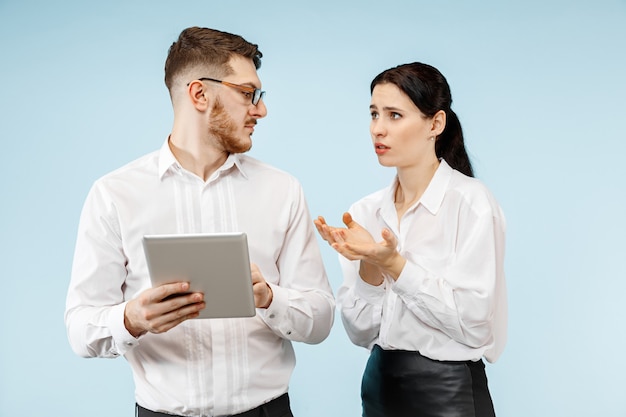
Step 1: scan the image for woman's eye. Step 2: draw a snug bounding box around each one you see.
[390,112,401,119]
[370,112,379,119]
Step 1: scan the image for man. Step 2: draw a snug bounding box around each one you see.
[65,26,335,417]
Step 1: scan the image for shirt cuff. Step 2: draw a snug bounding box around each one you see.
[259,283,295,337]
[354,275,386,305]
[392,260,427,296]
[108,301,140,356]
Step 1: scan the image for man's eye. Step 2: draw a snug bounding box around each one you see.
[242,91,252,98]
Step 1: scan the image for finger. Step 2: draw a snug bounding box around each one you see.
[156,314,199,333]
[316,223,336,244]
[153,302,206,333]
[314,216,331,235]
[252,281,272,308]
[342,212,354,227]
[381,228,398,248]
[313,218,323,232]
[250,263,266,286]
[332,242,363,261]
[140,292,203,326]
[314,221,328,238]
[342,213,366,233]
[153,281,191,302]
[162,292,204,311]
[322,224,337,243]
[331,229,345,244]
[252,280,269,298]
[134,291,205,334]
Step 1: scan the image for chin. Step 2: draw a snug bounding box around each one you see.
[242,138,252,152]
[377,157,395,168]
[232,140,252,154]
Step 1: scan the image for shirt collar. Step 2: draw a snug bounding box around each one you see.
[382,158,453,216]
[419,159,453,215]
[157,138,179,179]
[157,138,248,181]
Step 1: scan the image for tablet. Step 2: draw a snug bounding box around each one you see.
[142,232,255,319]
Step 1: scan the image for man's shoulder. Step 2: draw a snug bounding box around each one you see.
[95,149,160,185]
[237,154,299,182]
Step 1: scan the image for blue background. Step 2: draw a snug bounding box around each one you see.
[1,1,625,416]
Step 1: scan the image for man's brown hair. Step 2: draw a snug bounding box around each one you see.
[164,27,262,94]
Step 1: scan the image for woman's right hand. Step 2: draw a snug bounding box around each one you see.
[316,213,406,281]
[314,215,338,245]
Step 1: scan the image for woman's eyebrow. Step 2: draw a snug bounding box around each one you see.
[370,104,403,112]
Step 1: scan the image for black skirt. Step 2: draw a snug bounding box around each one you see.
[361,345,496,417]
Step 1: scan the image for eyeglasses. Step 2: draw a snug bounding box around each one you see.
[190,77,265,106]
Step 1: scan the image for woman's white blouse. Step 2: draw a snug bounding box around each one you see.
[337,159,507,363]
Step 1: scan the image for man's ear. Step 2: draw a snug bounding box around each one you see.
[187,80,210,111]
[431,110,446,137]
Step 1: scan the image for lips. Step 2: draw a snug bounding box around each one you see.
[375,142,390,155]
[245,120,257,133]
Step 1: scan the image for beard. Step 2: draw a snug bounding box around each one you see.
[208,97,253,154]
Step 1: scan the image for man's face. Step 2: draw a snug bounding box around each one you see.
[207,55,267,154]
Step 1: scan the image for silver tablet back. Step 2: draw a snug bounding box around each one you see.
[143,233,255,319]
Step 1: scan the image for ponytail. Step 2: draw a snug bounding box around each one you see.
[436,109,474,177]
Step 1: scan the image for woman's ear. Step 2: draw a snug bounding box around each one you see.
[431,110,446,137]
[187,80,210,111]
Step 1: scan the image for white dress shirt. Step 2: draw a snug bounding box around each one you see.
[337,159,507,363]
[65,139,335,416]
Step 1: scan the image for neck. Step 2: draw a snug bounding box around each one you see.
[168,131,228,181]
[395,158,440,206]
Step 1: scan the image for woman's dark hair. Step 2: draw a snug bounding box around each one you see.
[370,62,474,177]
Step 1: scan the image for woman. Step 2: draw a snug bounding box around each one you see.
[315,62,507,417]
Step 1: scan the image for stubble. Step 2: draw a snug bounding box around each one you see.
[208,98,253,154]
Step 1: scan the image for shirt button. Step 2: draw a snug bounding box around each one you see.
[269,314,275,319]
[286,331,292,335]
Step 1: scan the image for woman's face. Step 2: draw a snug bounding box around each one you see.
[369,82,438,169]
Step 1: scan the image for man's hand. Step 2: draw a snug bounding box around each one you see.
[251,263,273,309]
[124,282,205,338]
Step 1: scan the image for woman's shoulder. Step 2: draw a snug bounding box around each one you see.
[448,169,503,216]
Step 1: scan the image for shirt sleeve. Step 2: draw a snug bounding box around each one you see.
[392,204,505,349]
[64,183,139,358]
[257,183,335,345]
[336,255,385,350]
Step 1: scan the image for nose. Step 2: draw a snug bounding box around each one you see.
[370,119,385,137]
[250,98,267,119]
